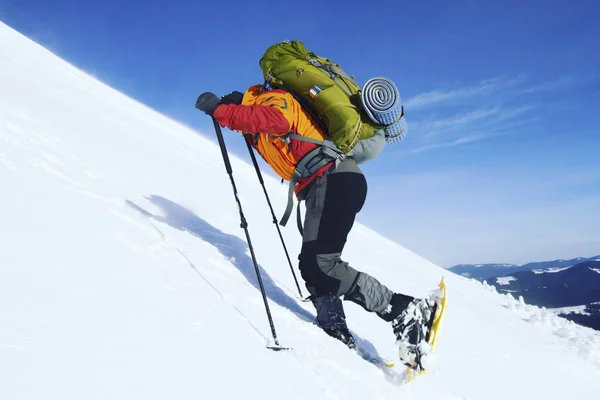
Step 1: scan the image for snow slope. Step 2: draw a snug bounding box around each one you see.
[1,22,600,399]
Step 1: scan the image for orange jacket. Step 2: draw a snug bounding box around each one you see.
[213,85,333,195]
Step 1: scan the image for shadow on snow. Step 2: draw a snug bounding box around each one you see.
[127,195,387,364]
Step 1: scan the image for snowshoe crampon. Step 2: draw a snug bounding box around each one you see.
[401,277,447,382]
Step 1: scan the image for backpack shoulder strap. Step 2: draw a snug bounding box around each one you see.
[296,202,304,237]
[279,139,345,228]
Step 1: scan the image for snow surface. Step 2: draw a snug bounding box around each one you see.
[550,305,590,316]
[591,268,600,275]
[532,266,573,274]
[472,263,515,268]
[496,276,517,285]
[1,22,600,399]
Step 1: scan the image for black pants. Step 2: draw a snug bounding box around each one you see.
[299,170,367,297]
[298,160,394,329]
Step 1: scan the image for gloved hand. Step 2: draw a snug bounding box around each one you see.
[195,92,220,116]
[220,91,244,106]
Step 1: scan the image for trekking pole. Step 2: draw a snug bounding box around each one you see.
[210,117,287,351]
[244,138,305,299]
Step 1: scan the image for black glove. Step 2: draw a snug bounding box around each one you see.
[220,91,244,106]
[195,92,220,116]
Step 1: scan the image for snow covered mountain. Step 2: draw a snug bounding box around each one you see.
[485,261,600,330]
[559,303,600,331]
[2,22,600,399]
[449,255,600,280]
[486,261,600,308]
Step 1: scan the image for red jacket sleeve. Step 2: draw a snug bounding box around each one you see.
[213,104,291,134]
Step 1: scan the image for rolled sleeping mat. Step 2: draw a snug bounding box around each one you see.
[360,77,407,143]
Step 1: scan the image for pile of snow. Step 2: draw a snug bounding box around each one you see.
[549,305,590,316]
[2,22,600,400]
[497,288,600,365]
[496,276,517,285]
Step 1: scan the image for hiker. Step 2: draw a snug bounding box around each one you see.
[195,85,433,353]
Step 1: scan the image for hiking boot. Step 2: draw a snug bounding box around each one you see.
[391,297,436,368]
[377,293,414,322]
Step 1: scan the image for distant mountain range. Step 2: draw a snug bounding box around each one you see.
[449,257,600,331]
[484,261,600,307]
[449,255,600,281]
[484,260,600,330]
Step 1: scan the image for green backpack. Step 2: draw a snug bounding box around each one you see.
[259,40,381,153]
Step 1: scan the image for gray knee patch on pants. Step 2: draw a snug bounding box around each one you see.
[344,273,394,313]
[316,252,359,296]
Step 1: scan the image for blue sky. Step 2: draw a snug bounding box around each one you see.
[2,0,599,266]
